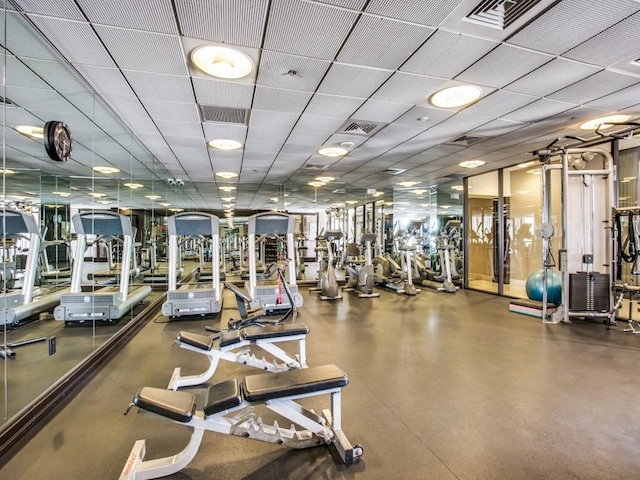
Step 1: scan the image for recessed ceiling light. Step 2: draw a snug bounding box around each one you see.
[93,166,120,174]
[516,161,535,168]
[52,191,71,197]
[209,139,243,150]
[215,171,239,179]
[451,185,464,191]
[0,168,15,174]
[315,176,335,182]
[221,197,235,202]
[429,85,482,108]
[145,195,161,200]
[579,114,630,130]
[420,203,430,207]
[124,182,144,189]
[219,186,236,192]
[441,205,451,209]
[527,168,542,175]
[119,207,130,211]
[88,192,106,198]
[411,189,427,195]
[16,125,44,139]
[308,181,325,187]
[45,204,62,208]
[345,200,358,205]
[397,181,419,187]
[191,45,253,79]
[318,146,348,157]
[159,202,171,207]
[372,191,384,197]
[97,200,111,205]
[223,204,234,208]
[169,208,184,212]
[458,160,485,169]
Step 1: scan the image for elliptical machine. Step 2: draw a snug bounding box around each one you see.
[310,230,342,300]
[343,232,379,298]
[433,220,461,293]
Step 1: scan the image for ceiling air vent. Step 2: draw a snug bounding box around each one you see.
[337,119,387,137]
[200,105,249,124]
[332,188,346,194]
[381,168,407,175]
[464,0,542,30]
[303,164,329,170]
[444,135,488,147]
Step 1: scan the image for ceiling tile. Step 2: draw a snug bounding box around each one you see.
[78,0,178,34]
[293,115,345,134]
[315,0,366,8]
[252,86,313,114]
[371,72,444,104]
[586,84,640,111]
[337,14,434,70]
[352,100,411,123]
[13,0,85,20]
[456,44,552,88]
[257,51,330,92]
[318,63,393,98]
[463,90,537,118]
[365,0,461,26]
[502,98,575,123]
[192,77,254,109]
[73,64,137,97]
[122,71,194,102]
[393,105,455,128]
[155,120,202,138]
[304,94,364,118]
[141,99,200,123]
[202,124,247,141]
[249,110,299,132]
[548,70,639,105]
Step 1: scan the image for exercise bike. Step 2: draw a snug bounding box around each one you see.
[310,229,342,300]
[343,232,379,298]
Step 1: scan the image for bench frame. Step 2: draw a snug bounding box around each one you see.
[120,377,362,479]
[168,328,308,390]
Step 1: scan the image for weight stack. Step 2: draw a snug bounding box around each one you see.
[569,272,610,311]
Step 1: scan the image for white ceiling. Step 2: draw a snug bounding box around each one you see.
[2,0,640,213]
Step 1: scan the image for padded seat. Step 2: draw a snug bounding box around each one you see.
[134,387,196,423]
[242,323,309,341]
[203,379,243,416]
[243,364,348,402]
[219,329,242,348]
[177,331,214,351]
[510,298,556,309]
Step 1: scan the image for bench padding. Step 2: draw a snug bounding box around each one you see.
[219,329,242,348]
[242,323,309,340]
[177,331,214,351]
[242,364,348,402]
[204,379,242,416]
[134,387,196,423]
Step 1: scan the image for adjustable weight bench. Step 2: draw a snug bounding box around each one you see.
[168,323,309,390]
[224,281,268,329]
[120,365,363,480]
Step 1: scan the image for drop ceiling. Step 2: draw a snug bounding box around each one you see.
[2,0,640,213]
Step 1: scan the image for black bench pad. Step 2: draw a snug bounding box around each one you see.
[219,329,242,348]
[134,387,196,423]
[510,299,556,308]
[242,323,309,341]
[243,364,348,402]
[204,379,243,416]
[177,331,214,351]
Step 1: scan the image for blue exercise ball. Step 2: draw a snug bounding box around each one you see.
[525,269,562,305]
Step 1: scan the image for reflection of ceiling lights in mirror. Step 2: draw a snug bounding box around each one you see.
[451,185,464,191]
[124,182,144,189]
[221,197,235,201]
[458,160,485,168]
[441,205,451,209]
[169,208,184,212]
[219,186,236,192]
[119,207,130,211]
[345,200,358,205]
[318,146,348,157]
[397,181,419,187]
[620,176,637,183]
[579,114,630,130]
[191,45,253,79]
[209,139,243,150]
[159,202,171,207]
[93,166,120,174]
[315,176,335,182]
[88,192,106,197]
[516,161,535,168]
[411,189,427,195]
[372,191,384,197]
[223,204,234,208]
[429,85,482,108]
[16,125,44,139]
[215,171,239,179]
[420,203,430,207]
[97,200,111,205]
[0,168,15,174]
[527,168,542,175]
[145,195,161,200]
[52,191,71,197]
[308,181,325,187]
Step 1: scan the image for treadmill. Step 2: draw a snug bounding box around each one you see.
[0,209,70,326]
[245,212,303,313]
[54,211,152,324]
[161,212,223,318]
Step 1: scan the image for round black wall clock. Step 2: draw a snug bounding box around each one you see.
[43,121,72,162]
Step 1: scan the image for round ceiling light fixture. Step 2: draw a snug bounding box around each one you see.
[52,191,71,197]
[159,202,171,207]
[215,171,239,179]
[458,160,486,169]
[93,166,120,174]
[145,195,161,200]
[579,114,630,130]
[315,176,335,183]
[88,192,106,198]
[191,45,253,79]
[397,181,419,187]
[219,186,237,192]
[411,189,427,195]
[208,139,243,150]
[308,181,325,187]
[516,161,535,168]
[451,185,464,191]
[318,146,349,157]
[124,182,144,189]
[0,168,16,174]
[429,85,482,108]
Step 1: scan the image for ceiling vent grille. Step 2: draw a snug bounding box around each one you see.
[200,105,249,124]
[464,0,542,30]
[444,135,488,147]
[332,188,346,194]
[337,119,387,137]
[303,164,329,170]
[381,168,407,175]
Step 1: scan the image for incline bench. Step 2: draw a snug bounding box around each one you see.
[168,322,309,390]
[224,281,269,329]
[120,365,363,479]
